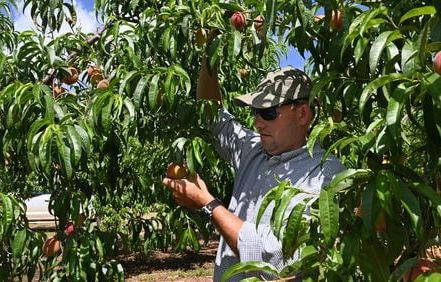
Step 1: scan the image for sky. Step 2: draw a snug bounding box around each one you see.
[12,0,304,68]
[13,0,99,35]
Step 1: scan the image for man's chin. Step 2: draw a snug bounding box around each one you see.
[261,144,276,156]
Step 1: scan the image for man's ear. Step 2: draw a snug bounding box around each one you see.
[293,104,312,126]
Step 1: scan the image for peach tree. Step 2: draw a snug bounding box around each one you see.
[223,0,441,281]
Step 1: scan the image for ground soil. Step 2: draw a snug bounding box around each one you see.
[121,240,218,281]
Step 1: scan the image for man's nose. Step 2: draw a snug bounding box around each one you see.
[254,113,265,130]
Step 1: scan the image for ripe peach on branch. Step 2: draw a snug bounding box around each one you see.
[253,15,266,41]
[238,68,249,78]
[97,79,109,89]
[64,222,75,236]
[230,11,247,31]
[62,66,79,85]
[195,28,207,47]
[52,85,65,98]
[403,259,437,281]
[87,65,100,77]
[330,9,344,30]
[42,235,61,257]
[433,51,441,75]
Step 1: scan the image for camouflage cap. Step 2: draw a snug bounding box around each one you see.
[235,66,312,109]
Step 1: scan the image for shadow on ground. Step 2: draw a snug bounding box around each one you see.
[121,240,218,280]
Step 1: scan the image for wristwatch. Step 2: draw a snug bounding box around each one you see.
[201,198,222,219]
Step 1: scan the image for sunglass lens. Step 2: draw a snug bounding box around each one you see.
[252,107,278,120]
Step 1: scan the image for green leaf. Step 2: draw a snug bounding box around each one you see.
[1,193,14,236]
[361,179,376,234]
[282,201,306,259]
[319,189,339,245]
[119,70,140,95]
[399,6,437,24]
[188,227,201,252]
[272,188,302,239]
[310,73,338,101]
[256,180,290,228]
[221,261,279,282]
[43,94,55,122]
[265,0,276,35]
[56,130,72,179]
[191,139,203,167]
[169,34,176,59]
[218,3,243,12]
[95,236,104,260]
[12,228,27,258]
[39,127,53,176]
[170,65,191,95]
[369,30,402,73]
[354,37,369,65]
[402,41,421,77]
[326,169,372,195]
[391,180,423,238]
[133,75,149,111]
[175,227,190,252]
[415,273,441,281]
[386,83,414,141]
[233,30,242,57]
[100,94,113,134]
[307,123,331,157]
[359,73,409,114]
[410,183,441,217]
[360,241,390,281]
[45,46,55,66]
[74,125,91,155]
[424,73,441,106]
[148,74,160,110]
[66,125,83,167]
[186,145,195,174]
[389,258,418,281]
[27,119,51,152]
[322,136,359,164]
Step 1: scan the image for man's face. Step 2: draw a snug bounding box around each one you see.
[253,103,310,155]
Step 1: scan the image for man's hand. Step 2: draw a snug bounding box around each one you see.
[196,57,222,103]
[162,174,214,209]
[164,173,244,255]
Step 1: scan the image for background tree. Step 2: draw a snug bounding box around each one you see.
[1,0,280,280]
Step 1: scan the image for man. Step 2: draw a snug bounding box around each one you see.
[162,62,345,281]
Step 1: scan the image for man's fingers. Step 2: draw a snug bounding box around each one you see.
[163,177,189,192]
[162,177,174,188]
[162,177,183,190]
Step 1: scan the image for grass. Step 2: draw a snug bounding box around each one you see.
[125,266,213,281]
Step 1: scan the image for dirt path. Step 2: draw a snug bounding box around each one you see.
[122,240,218,281]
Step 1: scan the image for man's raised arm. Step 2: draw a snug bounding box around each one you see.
[196,57,222,103]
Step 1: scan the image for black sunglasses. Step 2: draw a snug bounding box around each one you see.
[251,99,309,121]
[251,106,279,120]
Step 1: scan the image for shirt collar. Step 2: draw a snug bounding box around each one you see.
[265,145,308,163]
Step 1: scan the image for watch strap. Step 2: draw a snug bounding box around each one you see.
[201,198,222,219]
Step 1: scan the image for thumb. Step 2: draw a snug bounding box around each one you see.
[194,174,208,192]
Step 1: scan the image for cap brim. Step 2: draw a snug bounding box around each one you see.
[234,91,286,109]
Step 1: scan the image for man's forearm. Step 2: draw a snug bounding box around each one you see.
[196,57,222,102]
[211,205,244,255]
